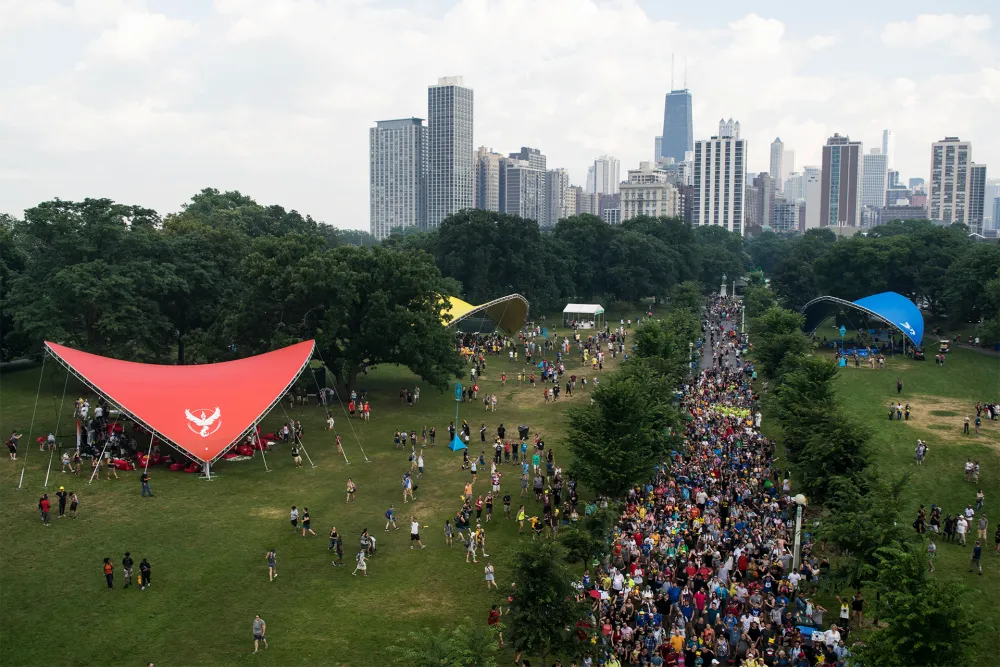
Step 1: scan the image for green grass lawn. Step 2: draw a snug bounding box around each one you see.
[776,346,1000,665]
[0,332,620,666]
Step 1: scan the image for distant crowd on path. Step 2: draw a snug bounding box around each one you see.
[532,298,853,667]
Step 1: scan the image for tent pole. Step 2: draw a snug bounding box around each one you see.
[296,434,317,469]
[89,438,112,485]
[17,350,49,490]
[255,427,271,472]
[202,460,212,480]
[43,370,72,489]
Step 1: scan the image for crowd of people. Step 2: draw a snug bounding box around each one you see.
[538,298,853,667]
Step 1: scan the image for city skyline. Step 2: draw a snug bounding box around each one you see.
[0,1,997,229]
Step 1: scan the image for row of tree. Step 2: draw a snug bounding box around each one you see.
[752,300,978,667]
[745,222,1000,334]
[1,190,746,373]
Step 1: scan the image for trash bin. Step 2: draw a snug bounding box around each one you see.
[518,425,530,440]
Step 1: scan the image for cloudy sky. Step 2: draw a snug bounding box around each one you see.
[1,0,997,229]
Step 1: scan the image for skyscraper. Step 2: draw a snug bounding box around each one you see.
[881,129,895,169]
[783,150,795,186]
[747,172,775,230]
[969,163,987,234]
[928,137,972,225]
[861,149,889,210]
[984,179,1000,229]
[784,172,804,200]
[427,76,474,228]
[693,118,747,236]
[803,166,822,230]
[820,134,863,227]
[660,89,693,164]
[585,166,595,194]
[544,168,570,227]
[474,147,504,212]
[769,138,784,193]
[654,137,663,163]
[500,158,545,222]
[592,155,620,195]
[369,117,428,241]
[509,147,546,171]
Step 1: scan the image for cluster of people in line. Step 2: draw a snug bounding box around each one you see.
[520,299,857,667]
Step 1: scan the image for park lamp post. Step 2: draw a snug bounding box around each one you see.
[792,493,808,572]
[689,342,694,371]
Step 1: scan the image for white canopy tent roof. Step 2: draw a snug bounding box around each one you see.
[562,304,605,315]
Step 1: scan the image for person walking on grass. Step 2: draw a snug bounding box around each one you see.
[123,552,134,588]
[517,505,526,534]
[330,528,344,566]
[927,539,937,572]
[385,505,399,531]
[956,515,969,545]
[69,491,79,518]
[485,561,497,589]
[301,508,316,537]
[353,549,368,577]
[252,615,268,653]
[970,541,983,575]
[346,478,357,503]
[39,494,51,526]
[266,548,278,581]
[465,532,478,563]
[290,506,299,532]
[977,514,988,542]
[103,558,113,589]
[139,558,151,590]
[140,470,152,497]
[410,516,425,550]
[994,525,1000,555]
[444,519,454,546]
[56,486,68,518]
[896,378,903,394]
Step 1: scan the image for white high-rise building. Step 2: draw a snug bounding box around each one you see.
[928,137,972,225]
[654,137,663,163]
[620,162,681,221]
[769,138,784,193]
[783,150,795,186]
[693,118,747,235]
[474,146,504,212]
[544,168,570,227]
[427,76,474,228]
[585,166,595,194]
[803,166,822,230]
[592,155,620,194]
[861,149,889,210]
[369,117,428,241]
[784,172,804,200]
[881,129,895,169]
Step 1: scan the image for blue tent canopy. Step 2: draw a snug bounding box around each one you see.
[800,291,924,347]
[448,435,468,452]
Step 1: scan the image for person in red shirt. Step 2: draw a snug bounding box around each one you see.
[103,558,114,589]
[487,604,503,646]
[38,494,51,526]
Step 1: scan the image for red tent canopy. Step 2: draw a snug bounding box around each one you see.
[45,340,316,463]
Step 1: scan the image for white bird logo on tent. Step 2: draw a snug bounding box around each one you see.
[185,407,222,437]
[898,321,916,336]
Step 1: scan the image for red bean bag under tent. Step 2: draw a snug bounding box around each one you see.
[112,459,134,471]
[169,463,185,471]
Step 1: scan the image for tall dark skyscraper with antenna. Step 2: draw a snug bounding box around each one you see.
[660,57,693,164]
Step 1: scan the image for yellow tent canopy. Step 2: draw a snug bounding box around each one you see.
[442,294,529,334]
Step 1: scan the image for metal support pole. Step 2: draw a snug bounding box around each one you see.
[793,502,804,571]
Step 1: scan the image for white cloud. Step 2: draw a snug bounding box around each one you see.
[806,33,839,50]
[881,13,991,48]
[0,1,997,229]
[87,11,197,61]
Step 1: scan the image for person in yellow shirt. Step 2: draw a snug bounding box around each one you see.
[669,630,684,653]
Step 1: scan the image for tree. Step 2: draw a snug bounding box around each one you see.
[742,285,776,320]
[667,281,704,315]
[820,472,912,591]
[793,411,872,504]
[853,544,979,667]
[7,199,180,360]
[390,620,499,667]
[744,231,789,275]
[0,215,29,360]
[749,306,811,382]
[944,243,1000,324]
[507,541,584,665]
[231,242,464,391]
[633,313,699,386]
[768,355,839,455]
[565,362,681,496]
[694,225,745,291]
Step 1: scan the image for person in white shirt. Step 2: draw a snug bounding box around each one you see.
[410,517,425,549]
[325,415,335,431]
[824,625,841,648]
[956,516,968,545]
